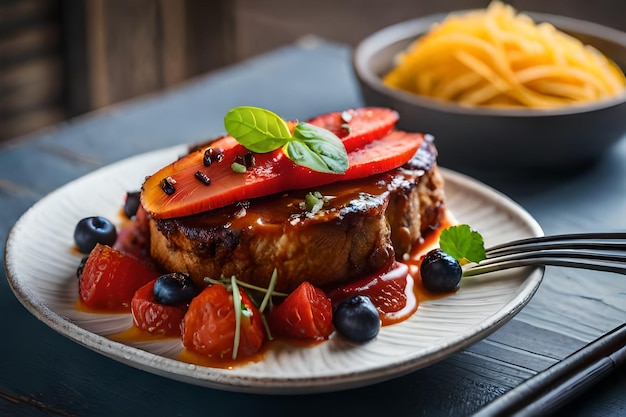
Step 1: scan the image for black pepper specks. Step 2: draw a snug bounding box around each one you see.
[234,151,255,169]
[194,170,211,185]
[203,147,224,167]
[161,176,176,195]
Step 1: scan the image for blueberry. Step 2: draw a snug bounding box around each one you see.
[333,295,380,342]
[153,273,199,305]
[420,248,462,293]
[123,191,141,218]
[76,255,90,279]
[74,216,117,254]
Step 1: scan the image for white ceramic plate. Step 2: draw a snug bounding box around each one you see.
[5,145,544,394]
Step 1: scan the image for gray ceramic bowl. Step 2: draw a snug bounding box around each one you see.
[353,12,626,172]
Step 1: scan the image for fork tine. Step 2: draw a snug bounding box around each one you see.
[463,257,626,276]
[486,232,626,254]
[482,250,626,264]
[463,232,626,277]
[487,241,626,256]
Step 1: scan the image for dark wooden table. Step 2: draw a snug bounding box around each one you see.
[2,39,625,417]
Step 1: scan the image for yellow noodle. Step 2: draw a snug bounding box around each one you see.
[458,82,505,106]
[515,65,606,92]
[527,80,595,101]
[432,71,484,100]
[382,1,626,108]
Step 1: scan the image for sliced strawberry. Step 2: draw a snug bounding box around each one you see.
[307,107,398,151]
[131,280,186,336]
[267,281,334,340]
[326,261,414,325]
[79,244,160,311]
[181,284,266,358]
[141,128,424,219]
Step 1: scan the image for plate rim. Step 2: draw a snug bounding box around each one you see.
[4,145,545,394]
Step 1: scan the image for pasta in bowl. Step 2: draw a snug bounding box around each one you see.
[383,2,625,109]
[353,4,626,171]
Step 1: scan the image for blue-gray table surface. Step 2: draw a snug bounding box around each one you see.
[1,39,625,417]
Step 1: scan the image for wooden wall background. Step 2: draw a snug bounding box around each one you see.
[1,0,624,142]
[0,0,63,142]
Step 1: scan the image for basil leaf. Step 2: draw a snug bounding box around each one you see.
[224,106,291,153]
[286,122,348,174]
[223,107,349,174]
[439,224,487,264]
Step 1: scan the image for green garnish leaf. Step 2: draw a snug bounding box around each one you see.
[231,162,247,173]
[224,106,290,153]
[224,106,348,174]
[285,122,348,174]
[304,191,324,213]
[439,224,487,265]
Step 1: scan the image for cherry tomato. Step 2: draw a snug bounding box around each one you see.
[267,281,334,340]
[79,243,160,311]
[181,284,265,358]
[131,280,187,336]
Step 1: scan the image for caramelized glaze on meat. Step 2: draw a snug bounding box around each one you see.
[149,139,445,292]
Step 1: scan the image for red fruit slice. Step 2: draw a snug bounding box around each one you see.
[141,128,423,219]
[181,284,265,358]
[131,280,186,336]
[307,107,398,151]
[267,281,334,340]
[79,243,160,311]
[326,261,416,325]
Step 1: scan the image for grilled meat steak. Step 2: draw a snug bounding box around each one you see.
[149,139,445,293]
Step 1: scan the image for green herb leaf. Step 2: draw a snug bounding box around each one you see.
[305,191,324,213]
[231,162,247,173]
[439,224,487,264]
[284,122,348,174]
[224,106,291,153]
[225,106,349,174]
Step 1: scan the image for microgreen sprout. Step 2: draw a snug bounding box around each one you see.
[231,275,242,360]
[259,268,278,313]
[204,275,288,297]
[204,272,284,355]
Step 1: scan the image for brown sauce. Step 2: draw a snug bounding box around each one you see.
[110,325,178,343]
[78,207,456,369]
[177,344,268,370]
[405,209,458,304]
[75,298,130,314]
[159,170,405,235]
